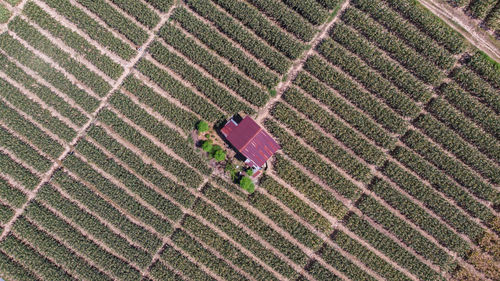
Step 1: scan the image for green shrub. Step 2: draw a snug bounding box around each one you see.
[213,149,226,162]
[239,176,255,193]
[202,140,213,152]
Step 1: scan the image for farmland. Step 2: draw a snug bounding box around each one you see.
[0,0,499,280]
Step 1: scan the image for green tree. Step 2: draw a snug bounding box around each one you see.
[197,120,209,133]
[239,176,255,193]
[201,140,212,152]
[213,149,226,162]
[246,168,254,176]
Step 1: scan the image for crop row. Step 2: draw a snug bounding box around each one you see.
[136,59,222,122]
[158,24,267,107]
[0,152,39,191]
[0,234,72,280]
[52,170,162,252]
[183,215,277,281]
[265,119,362,200]
[248,184,376,281]
[485,3,500,30]
[341,8,443,85]
[121,75,198,131]
[10,16,111,96]
[356,194,453,268]
[320,244,376,281]
[414,114,500,184]
[0,54,89,126]
[351,0,455,70]
[171,7,278,89]
[97,108,203,187]
[245,0,316,40]
[86,125,196,208]
[329,23,432,103]
[273,154,348,220]
[272,102,371,183]
[439,83,500,139]
[345,213,442,280]
[62,153,173,235]
[109,91,211,175]
[0,177,27,209]
[108,0,160,28]
[192,197,300,279]
[75,138,184,224]
[0,99,64,159]
[147,40,254,114]
[0,249,37,281]
[158,244,214,281]
[403,130,499,205]
[468,0,497,19]
[149,261,182,281]
[0,125,51,173]
[0,33,99,113]
[304,55,407,134]
[143,0,173,13]
[247,189,323,252]
[306,260,342,281]
[293,71,395,149]
[171,229,247,281]
[427,97,500,163]
[372,172,474,256]
[282,0,330,25]
[211,0,306,59]
[382,0,466,54]
[318,37,421,117]
[41,0,136,60]
[283,87,385,166]
[24,200,140,280]
[391,145,495,228]
[184,0,291,74]
[0,77,76,142]
[74,0,148,45]
[37,184,152,267]
[259,175,332,233]
[332,230,411,281]
[0,203,13,224]
[451,66,500,113]
[23,2,123,80]
[203,182,309,268]
[12,216,112,281]
[467,51,500,89]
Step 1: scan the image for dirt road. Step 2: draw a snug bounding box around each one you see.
[418,0,500,61]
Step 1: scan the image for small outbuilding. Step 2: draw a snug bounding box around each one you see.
[221,116,280,176]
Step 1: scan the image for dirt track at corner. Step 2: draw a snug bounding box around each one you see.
[418,0,500,61]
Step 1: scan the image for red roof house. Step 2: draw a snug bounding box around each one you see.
[221,116,280,169]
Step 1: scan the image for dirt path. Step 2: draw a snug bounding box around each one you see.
[418,0,500,61]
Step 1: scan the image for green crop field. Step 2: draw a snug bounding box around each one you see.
[0,0,499,280]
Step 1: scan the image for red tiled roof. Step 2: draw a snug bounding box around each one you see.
[222,116,280,167]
